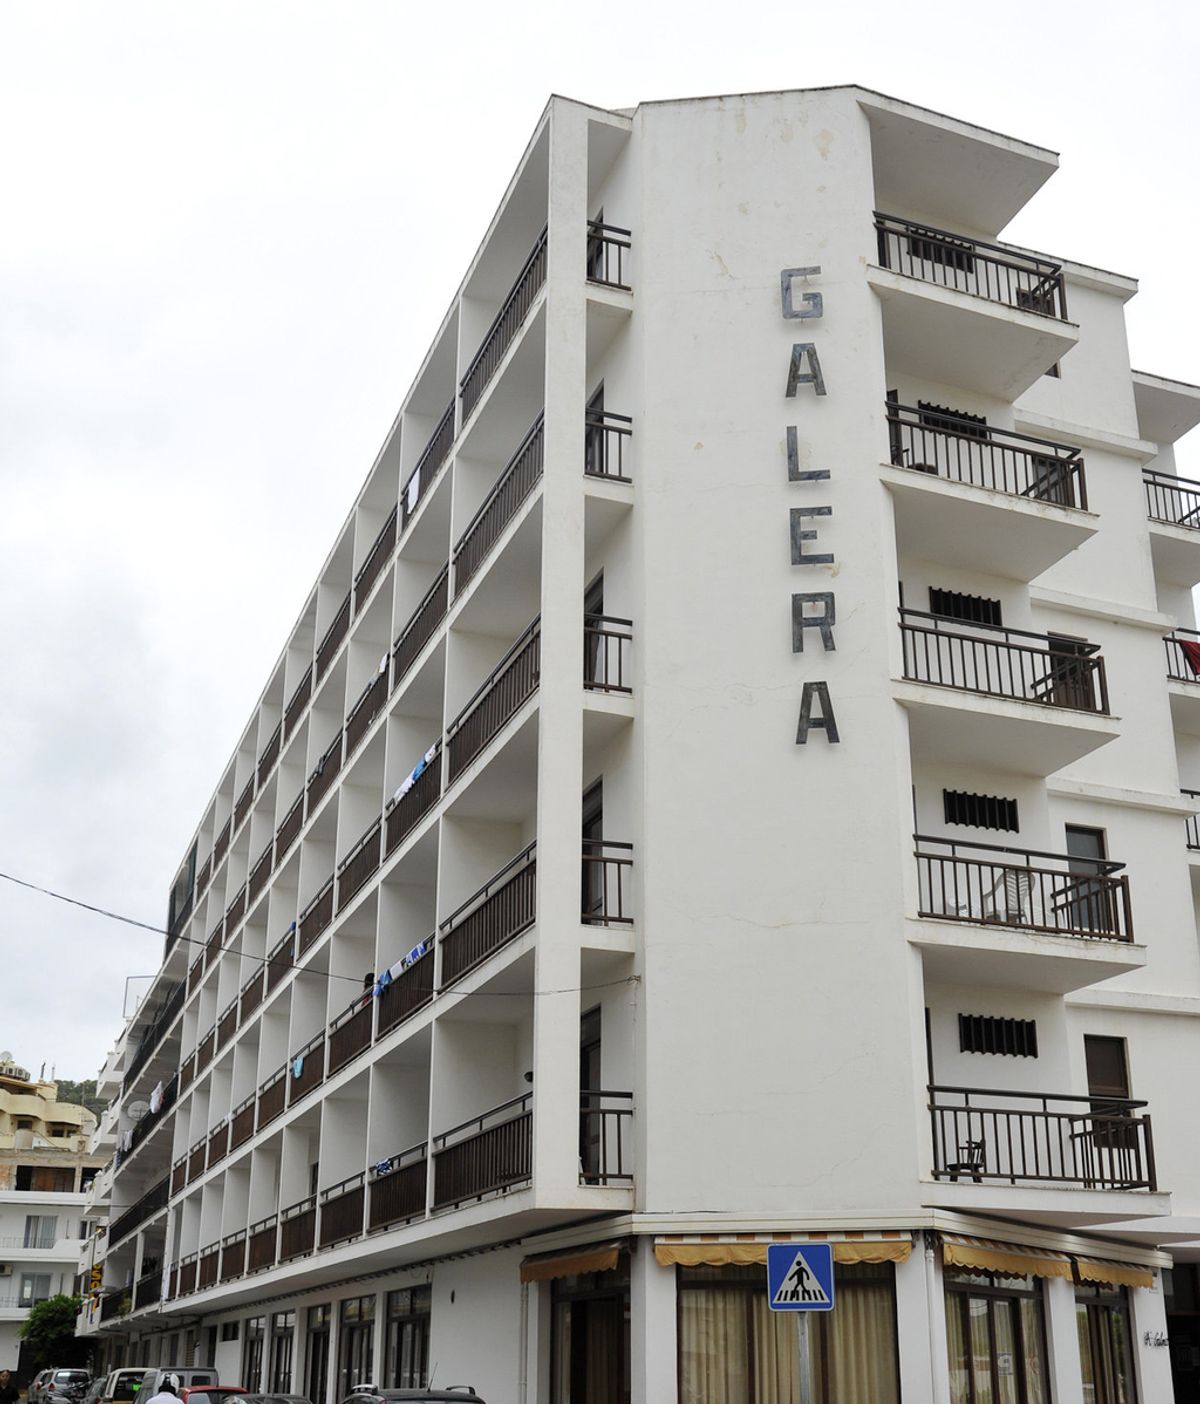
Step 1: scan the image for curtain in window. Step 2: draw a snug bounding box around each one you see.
[680,1287,751,1404]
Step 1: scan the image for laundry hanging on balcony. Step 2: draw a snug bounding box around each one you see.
[1181,639,1200,675]
[391,744,438,804]
[149,1081,164,1114]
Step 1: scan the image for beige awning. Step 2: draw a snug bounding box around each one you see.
[519,1241,623,1283]
[654,1237,912,1268]
[1076,1258,1154,1290]
[942,1234,1072,1280]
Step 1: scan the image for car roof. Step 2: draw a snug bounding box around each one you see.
[346,1393,483,1402]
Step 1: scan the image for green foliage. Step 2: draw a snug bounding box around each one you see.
[54,1079,105,1118]
[19,1294,91,1370]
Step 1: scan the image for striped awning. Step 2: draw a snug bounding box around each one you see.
[519,1241,624,1283]
[942,1234,1072,1280]
[653,1233,912,1268]
[1076,1258,1155,1290]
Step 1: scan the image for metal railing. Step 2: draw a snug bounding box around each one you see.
[376,937,436,1037]
[446,618,541,781]
[196,853,211,898]
[900,608,1109,713]
[306,729,343,811]
[133,1266,161,1311]
[177,1254,198,1295]
[586,221,632,290]
[328,996,372,1074]
[300,876,334,953]
[267,925,297,992]
[257,722,282,786]
[875,212,1067,319]
[579,1091,634,1185]
[276,789,305,860]
[393,563,449,686]
[257,1066,287,1130]
[1184,790,1200,851]
[101,1287,131,1321]
[581,840,633,925]
[197,1245,220,1290]
[584,409,632,482]
[915,834,1133,941]
[218,998,238,1049]
[279,1197,316,1261]
[240,965,266,1022]
[248,840,274,905]
[287,1031,325,1105]
[369,1143,427,1230]
[453,414,545,596]
[247,1213,278,1272]
[386,745,442,858]
[108,1175,169,1246]
[336,818,381,913]
[170,1157,187,1196]
[432,1093,532,1209]
[123,981,185,1089]
[929,1085,1155,1190]
[1144,469,1200,529]
[284,664,313,740]
[235,774,255,831]
[187,1135,207,1184]
[354,506,398,614]
[119,1071,177,1165]
[886,401,1086,507]
[195,1024,216,1073]
[316,591,351,681]
[403,400,455,530]
[440,844,537,987]
[179,1049,196,1091]
[1165,628,1200,683]
[319,1173,366,1248]
[205,916,223,968]
[213,817,231,868]
[460,227,548,419]
[220,1230,246,1281]
[345,668,388,757]
[230,1094,256,1151]
[584,615,632,692]
[207,1117,229,1167]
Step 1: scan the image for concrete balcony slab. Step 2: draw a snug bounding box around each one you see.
[910,917,1145,994]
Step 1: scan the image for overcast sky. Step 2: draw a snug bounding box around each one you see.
[2,0,1197,1081]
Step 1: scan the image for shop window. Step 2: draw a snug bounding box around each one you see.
[677,1261,899,1403]
[384,1286,430,1390]
[306,1305,331,1404]
[553,1263,630,1404]
[1076,1283,1138,1404]
[269,1310,295,1392]
[242,1316,265,1391]
[338,1295,375,1395]
[944,1267,1049,1404]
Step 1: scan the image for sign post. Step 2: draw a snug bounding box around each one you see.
[766,1242,835,1404]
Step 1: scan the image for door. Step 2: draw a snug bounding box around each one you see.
[1084,1035,1137,1174]
[579,1007,602,1183]
[1065,825,1113,934]
[584,574,605,687]
[1046,634,1096,710]
[1076,1288,1138,1404]
[582,781,604,921]
[584,386,606,478]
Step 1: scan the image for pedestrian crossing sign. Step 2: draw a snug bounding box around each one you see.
[766,1242,835,1311]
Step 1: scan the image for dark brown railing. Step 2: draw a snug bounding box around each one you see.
[284,664,313,740]
[584,409,632,482]
[393,564,449,686]
[279,1196,316,1260]
[316,591,351,681]
[900,608,1109,713]
[204,918,223,969]
[180,1051,195,1091]
[287,1031,325,1105]
[133,1266,161,1311]
[230,1094,256,1150]
[453,414,545,596]
[198,1246,219,1290]
[1184,790,1200,851]
[886,401,1086,507]
[376,938,435,1037]
[257,722,282,785]
[1165,628,1200,683]
[267,925,297,992]
[385,746,441,856]
[248,840,274,905]
[915,834,1133,941]
[1144,469,1200,529]
[584,615,632,692]
[235,775,256,831]
[579,1091,634,1185]
[187,1135,207,1184]
[306,729,343,811]
[319,1173,365,1247]
[220,1231,246,1282]
[240,965,265,1023]
[336,818,381,913]
[257,1066,287,1130]
[345,667,389,757]
[299,878,334,954]
[402,399,454,530]
[440,844,537,987]
[213,818,231,868]
[247,1214,278,1272]
[354,506,398,614]
[108,1175,170,1245]
[118,1070,177,1165]
[875,213,1068,319]
[123,981,185,1089]
[177,1255,198,1296]
[100,1287,131,1321]
[446,618,541,781]
[586,220,632,290]
[930,1085,1155,1190]
[207,1118,229,1167]
[328,997,372,1074]
[226,882,246,930]
[369,1144,427,1230]
[433,1093,532,1209]
[170,1157,186,1196]
[581,840,633,925]
[218,998,238,1049]
[196,853,211,897]
[276,790,305,860]
[460,228,548,420]
[195,1025,215,1074]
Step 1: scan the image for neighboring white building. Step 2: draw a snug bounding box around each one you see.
[79,86,1200,1404]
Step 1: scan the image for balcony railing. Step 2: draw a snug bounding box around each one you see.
[267,925,296,992]
[1165,628,1200,683]
[119,1071,177,1165]
[220,1231,246,1282]
[915,834,1133,942]
[579,1090,634,1185]
[316,591,351,681]
[319,1173,366,1247]
[376,937,435,1037]
[433,1093,532,1209]
[177,1255,198,1296]
[247,1214,278,1273]
[217,998,238,1049]
[257,722,282,786]
[929,1085,1156,1191]
[171,1157,186,1196]
[288,1031,325,1105]
[279,1196,316,1261]
[276,789,305,860]
[240,965,265,1023]
[393,564,449,686]
[179,1051,195,1091]
[900,608,1109,713]
[584,615,632,693]
[403,400,454,530]
[354,506,398,614]
[226,881,246,929]
[328,997,372,1075]
[385,744,441,856]
[453,414,545,596]
[369,1143,427,1230]
[187,1136,207,1184]
[133,1267,161,1311]
[584,409,632,482]
[196,853,211,898]
[257,1066,287,1130]
[336,818,381,913]
[874,213,1068,319]
[213,817,231,868]
[1144,469,1200,529]
[299,877,334,954]
[581,840,633,925]
[460,227,548,420]
[1184,790,1200,851]
[440,844,537,987]
[248,840,273,905]
[101,1287,131,1321]
[123,981,185,1090]
[284,664,313,741]
[586,220,631,290]
[230,1094,256,1151]
[198,1245,219,1290]
[446,618,541,781]
[306,730,343,811]
[207,1118,229,1167]
[886,401,1086,507]
[205,917,223,968]
[235,775,255,831]
[108,1175,169,1246]
[345,667,389,757]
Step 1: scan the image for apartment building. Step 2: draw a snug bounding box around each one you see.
[78,86,1200,1403]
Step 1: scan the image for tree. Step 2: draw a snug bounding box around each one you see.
[19,1294,91,1371]
[54,1079,105,1118]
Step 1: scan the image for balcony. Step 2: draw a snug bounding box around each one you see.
[376,939,435,1037]
[432,1093,532,1210]
[385,744,442,856]
[257,1066,287,1130]
[239,964,265,1022]
[446,618,540,782]
[870,213,1076,398]
[336,818,381,913]
[328,996,372,1074]
[896,609,1118,775]
[257,722,281,786]
[402,401,454,531]
[393,564,449,687]
[284,664,313,742]
[108,1175,169,1246]
[267,925,297,992]
[247,1214,278,1273]
[299,877,334,954]
[353,506,397,615]
[100,1287,131,1322]
[581,840,633,925]
[276,790,305,861]
[218,998,238,1050]
[316,591,351,682]
[229,1094,255,1152]
[440,844,536,987]
[586,220,631,291]
[248,840,273,904]
[197,1245,220,1290]
[279,1196,316,1261]
[580,1091,634,1185]
[235,774,255,831]
[288,1031,324,1105]
[1165,629,1200,733]
[1184,790,1200,851]
[584,616,632,694]
[1144,469,1200,585]
[368,1143,427,1230]
[345,668,388,757]
[220,1231,246,1282]
[133,1267,161,1312]
[584,409,632,482]
[453,414,544,598]
[208,1117,229,1167]
[319,1173,365,1248]
[122,982,185,1090]
[306,730,343,812]
[460,227,547,421]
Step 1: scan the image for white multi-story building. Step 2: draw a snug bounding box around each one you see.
[80,85,1200,1404]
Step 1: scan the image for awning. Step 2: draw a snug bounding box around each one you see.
[519,1241,624,1284]
[942,1234,1072,1280]
[654,1237,912,1268]
[1076,1258,1155,1290]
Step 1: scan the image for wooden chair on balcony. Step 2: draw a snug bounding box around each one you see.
[945,1138,986,1183]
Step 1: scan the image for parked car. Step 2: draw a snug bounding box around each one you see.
[95,1370,150,1404]
[177,1389,246,1404]
[338,1390,486,1404]
[44,1371,92,1402]
[139,1372,219,1398]
[239,1395,313,1404]
[28,1370,56,1404]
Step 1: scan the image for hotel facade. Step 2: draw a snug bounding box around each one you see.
[78,86,1200,1404]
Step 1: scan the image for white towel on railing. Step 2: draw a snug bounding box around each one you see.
[406,468,421,513]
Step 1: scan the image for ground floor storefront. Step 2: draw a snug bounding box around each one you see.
[89,1216,1179,1403]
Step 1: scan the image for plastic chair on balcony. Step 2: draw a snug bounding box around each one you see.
[945,1138,986,1183]
[983,868,1032,926]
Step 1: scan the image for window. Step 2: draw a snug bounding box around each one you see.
[15,1166,74,1192]
[943,789,1019,832]
[338,1295,375,1396]
[582,781,605,922]
[959,1014,1038,1058]
[1076,1284,1138,1403]
[23,1215,57,1248]
[269,1310,295,1392]
[584,575,606,688]
[584,386,606,478]
[944,1267,1050,1404]
[18,1273,52,1306]
[306,1305,331,1404]
[48,1123,73,1138]
[907,229,975,275]
[242,1316,265,1391]
[219,1322,239,1343]
[580,1007,603,1183]
[678,1262,900,1403]
[553,1264,630,1404]
[1066,826,1115,933]
[15,1118,34,1131]
[929,589,1003,628]
[1085,1035,1130,1101]
[384,1287,430,1389]
[1045,636,1098,711]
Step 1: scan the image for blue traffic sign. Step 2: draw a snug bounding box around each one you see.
[766,1242,835,1311]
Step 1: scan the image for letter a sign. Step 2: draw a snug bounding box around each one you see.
[766,1242,835,1312]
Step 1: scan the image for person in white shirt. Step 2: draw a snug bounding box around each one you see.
[141,1376,180,1404]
